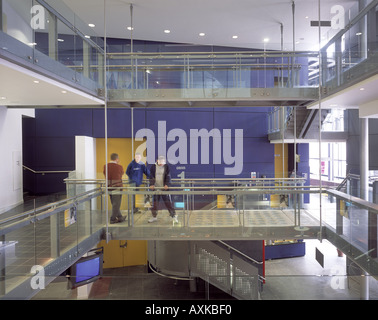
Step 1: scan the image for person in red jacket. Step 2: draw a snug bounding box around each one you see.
[103,153,125,224]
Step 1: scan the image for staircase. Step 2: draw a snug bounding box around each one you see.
[190,241,261,300]
[287,108,330,139]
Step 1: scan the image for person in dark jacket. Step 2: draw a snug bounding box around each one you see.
[103,153,125,224]
[126,153,150,213]
[148,156,178,223]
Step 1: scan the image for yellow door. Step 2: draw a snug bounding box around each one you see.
[98,240,148,269]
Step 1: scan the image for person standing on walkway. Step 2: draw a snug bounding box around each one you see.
[148,156,178,223]
[103,153,125,224]
[126,152,150,213]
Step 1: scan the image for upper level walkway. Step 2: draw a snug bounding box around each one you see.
[1,177,378,299]
[3,0,378,111]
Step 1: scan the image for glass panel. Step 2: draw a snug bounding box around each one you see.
[0,0,104,94]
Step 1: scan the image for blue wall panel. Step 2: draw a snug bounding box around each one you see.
[34,137,75,169]
[25,107,290,193]
[214,110,268,138]
[35,109,93,137]
[92,108,131,138]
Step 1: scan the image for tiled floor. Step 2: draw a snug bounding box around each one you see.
[32,265,236,300]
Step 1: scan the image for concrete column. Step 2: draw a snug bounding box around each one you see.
[360,117,369,300]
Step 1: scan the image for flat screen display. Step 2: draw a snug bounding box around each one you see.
[75,256,101,283]
[68,247,103,289]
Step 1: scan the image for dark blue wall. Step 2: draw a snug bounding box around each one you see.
[23,107,280,194]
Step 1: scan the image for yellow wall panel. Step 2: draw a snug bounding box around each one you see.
[96,138,148,269]
[272,143,288,207]
[96,138,145,210]
[98,240,148,269]
[122,240,148,267]
[217,195,227,208]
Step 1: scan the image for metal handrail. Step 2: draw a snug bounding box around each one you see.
[327,189,378,213]
[64,177,307,183]
[107,50,319,58]
[23,165,71,175]
[0,187,102,227]
[217,240,263,265]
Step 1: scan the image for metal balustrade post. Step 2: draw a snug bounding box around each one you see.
[0,0,3,32]
[360,117,369,299]
[0,235,5,296]
[369,181,378,258]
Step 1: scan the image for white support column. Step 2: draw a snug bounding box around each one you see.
[360,117,369,300]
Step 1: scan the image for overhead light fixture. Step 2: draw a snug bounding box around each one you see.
[61,90,67,94]
[1,97,6,100]
[263,38,269,42]
[85,35,91,39]
[232,35,238,39]
[33,80,40,84]
[127,26,134,31]
[356,32,362,36]
[199,33,205,37]
[57,38,64,42]
[28,42,37,46]
[360,87,365,91]
[164,29,171,34]
[88,23,95,28]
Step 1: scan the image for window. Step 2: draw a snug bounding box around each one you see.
[309,142,346,183]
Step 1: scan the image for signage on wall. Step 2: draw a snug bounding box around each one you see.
[134,121,244,176]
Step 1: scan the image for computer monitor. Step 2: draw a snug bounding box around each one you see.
[68,247,103,289]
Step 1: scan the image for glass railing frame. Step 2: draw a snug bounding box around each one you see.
[0,0,105,97]
[2,177,378,298]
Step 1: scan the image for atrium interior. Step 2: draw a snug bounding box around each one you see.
[1,0,378,301]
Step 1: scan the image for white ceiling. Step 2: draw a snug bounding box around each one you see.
[0,58,103,106]
[307,73,378,118]
[62,0,357,51]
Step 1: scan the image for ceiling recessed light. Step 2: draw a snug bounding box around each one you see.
[127,26,134,31]
[199,33,205,37]
[33,80,40,84]
[88,23,95,28]
[360,87,365,91]
[57,38,64,42]
[85,35,91,39]
[232,35,238,39]
[263,38,269,42]
[28,42,37,46]
[164,29,171,34]
[1,97,6,100]
[61,90,67,94]
[356,32,362,36]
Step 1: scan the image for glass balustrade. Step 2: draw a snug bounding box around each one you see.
[0,188,104,298]
[0,0,104,96]
[106,51,319,104]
